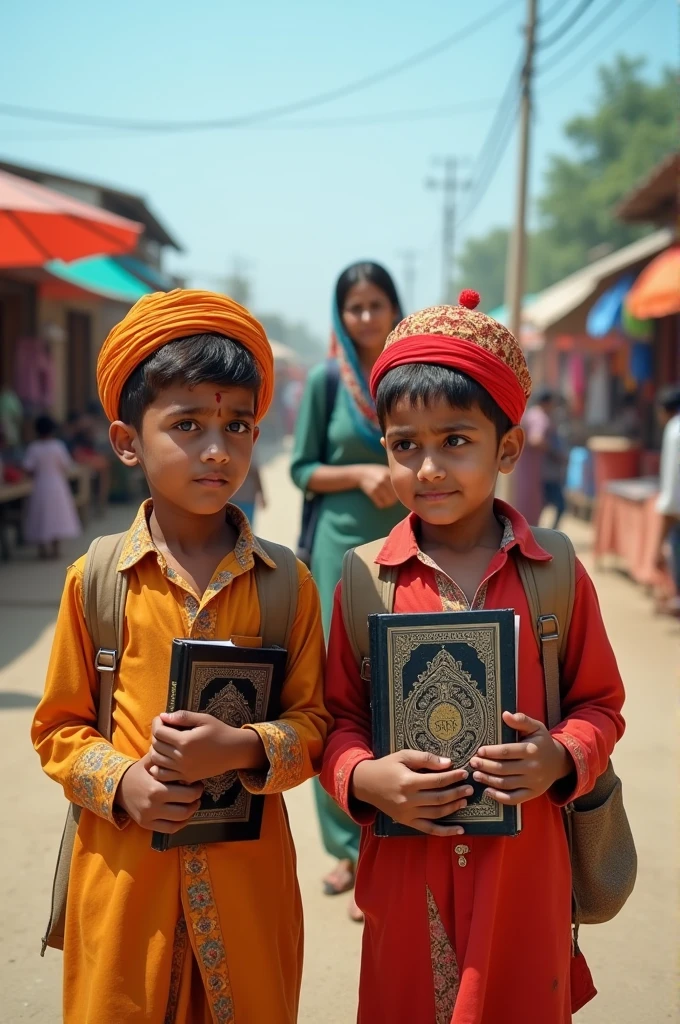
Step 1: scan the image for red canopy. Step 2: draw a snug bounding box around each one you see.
[0,169,142,268]
[626,246,680,319]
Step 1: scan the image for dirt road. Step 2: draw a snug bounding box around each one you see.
[1,443,677,1022]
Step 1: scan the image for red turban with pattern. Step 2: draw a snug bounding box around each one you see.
[369,290,531,425]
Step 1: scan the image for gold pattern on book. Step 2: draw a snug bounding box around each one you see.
[201,684,253,802]
[188,662,273,823]
[387,623,504,823]
[403,648,487,764]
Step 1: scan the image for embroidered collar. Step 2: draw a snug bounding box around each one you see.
[376,499,551,568]
[117,499,276,573]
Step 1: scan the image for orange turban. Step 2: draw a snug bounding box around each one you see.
[96,289,274,423]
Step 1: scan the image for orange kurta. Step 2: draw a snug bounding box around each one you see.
[32,502,330,1024]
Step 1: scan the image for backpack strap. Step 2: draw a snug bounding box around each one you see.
[42,533,128,956]
[514,528,576,730]
[82,533,129,740]
[254,538,299,650]
[341,538,397,681]
[323,359,340,461]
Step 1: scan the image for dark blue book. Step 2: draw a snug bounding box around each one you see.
[369,609,520,837]
[151,639,286,851]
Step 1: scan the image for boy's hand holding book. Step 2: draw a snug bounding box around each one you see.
[470,711,573,805]
[352,750,472,837]
[116,754,204,834]
[147,710,267,784]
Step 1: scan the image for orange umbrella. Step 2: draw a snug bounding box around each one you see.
[0,169,142,268]
[625,246,680,319]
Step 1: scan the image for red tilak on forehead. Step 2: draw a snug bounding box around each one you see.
[215,393,222,403]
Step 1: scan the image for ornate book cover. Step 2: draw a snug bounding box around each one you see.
[151,640,286,851]
[369,610,520,837]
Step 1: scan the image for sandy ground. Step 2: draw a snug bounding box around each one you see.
[1,441,677,1023]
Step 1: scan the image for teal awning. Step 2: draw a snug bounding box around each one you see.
[45,255,153,302]
[487,296,537,325]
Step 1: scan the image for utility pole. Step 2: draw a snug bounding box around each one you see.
[224,256,253,307]
[499,0,537,506]
[504,0,538,342]
[397,249,419,313]
[427,157,469,304]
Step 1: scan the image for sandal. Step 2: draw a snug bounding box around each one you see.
[322,859,355,896]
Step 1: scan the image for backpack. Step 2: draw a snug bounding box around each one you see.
[340,526,637,938]
[41,531,299,955]
[295,359,340,566]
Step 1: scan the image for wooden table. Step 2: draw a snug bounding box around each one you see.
[0,466,92,560]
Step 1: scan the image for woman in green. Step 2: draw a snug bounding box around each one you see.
[291,262,405,920]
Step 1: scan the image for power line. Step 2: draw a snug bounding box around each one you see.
[0,98,501,144]
[0,0,519,134]
[536,0,630,74]
[455,0,661,237]
[455,56,524,229]
[536,0,596,50]
[538,0,575,26]
[539,0,661,88]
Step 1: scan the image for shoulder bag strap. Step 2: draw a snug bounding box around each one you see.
[318,358,340,465]
[254,538,299,650]
[341,538,396,680]
[514,528,576,730]
[82,533,128,741]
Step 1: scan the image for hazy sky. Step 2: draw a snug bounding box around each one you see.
[2,0,675,339]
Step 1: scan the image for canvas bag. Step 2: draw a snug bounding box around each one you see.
[42,531,299,955]
[340,526,637,932]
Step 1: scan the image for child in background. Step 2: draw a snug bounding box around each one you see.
[233,451,266,527]
[322,293,626,1023]
[24,415,81,559]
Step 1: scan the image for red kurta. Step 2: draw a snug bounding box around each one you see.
[321,502,625,1024]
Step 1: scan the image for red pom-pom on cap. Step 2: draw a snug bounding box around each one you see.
[458,288,480,310]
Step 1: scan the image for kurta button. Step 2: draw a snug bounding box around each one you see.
[455,844,470,867]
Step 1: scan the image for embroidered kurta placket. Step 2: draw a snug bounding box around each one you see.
[413,528,513,1019]
[157,544,251,1022]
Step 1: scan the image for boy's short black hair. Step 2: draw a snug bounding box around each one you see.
[119,333,261,429]
[375,362,514,441]
[35,414,57,439]
[658,383,680,415]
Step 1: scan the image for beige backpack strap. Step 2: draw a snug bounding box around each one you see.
[82,533,129,740]
[42,531,128,955]
[514,528,576,730]
[254,538,299,650]
[341,538,396,681]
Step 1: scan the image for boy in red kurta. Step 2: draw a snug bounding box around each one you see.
[321,292,625,1024]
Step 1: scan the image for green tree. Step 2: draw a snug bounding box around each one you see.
[535,55,676,285]
[454,56,676,305]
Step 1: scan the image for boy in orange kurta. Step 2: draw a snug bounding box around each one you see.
[321,293,626,1023]
[32,290,330,1024]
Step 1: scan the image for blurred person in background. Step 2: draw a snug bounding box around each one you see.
[66,404,112,512]
[543,393,569,529]
[514,388,556,526]
[0,383,24,460]
[23,415,81,559]
[655,384,680,614]
[291,261,404,921]
[233,450,267,528]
